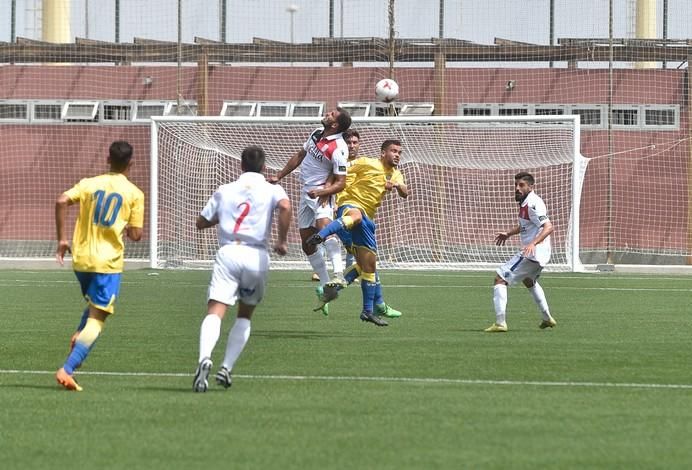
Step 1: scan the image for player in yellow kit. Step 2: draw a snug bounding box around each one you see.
[308,139,409,326]
[54,141,144,391]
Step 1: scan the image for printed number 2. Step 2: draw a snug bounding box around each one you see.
[92,190,123,227]
[233,202,251,233]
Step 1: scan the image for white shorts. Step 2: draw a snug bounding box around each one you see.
[208,243,270,306]
[496,254,544,286]
[297,190,335,229]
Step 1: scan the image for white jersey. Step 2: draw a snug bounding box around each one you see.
[299,128,349,189]
[200,172,288,249]
[518,191,552,266]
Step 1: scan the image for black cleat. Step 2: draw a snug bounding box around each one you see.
[306,233,324,247]
[215,367,232,389]
[360,311,388,326]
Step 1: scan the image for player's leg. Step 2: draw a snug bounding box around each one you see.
[57,272,119,391]
[307,205,362,246]
[353,219,387,326]
[486,255,524,332]
[194,247,237,392]
[315,199,345,281]
[523,273,556,329]
[69,307,90,351]
[217,249,266,388]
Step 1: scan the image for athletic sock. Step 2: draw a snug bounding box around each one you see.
[360,272,377,313]
[308,250,330,285]
[221,318,252,372]
[493,284,508,326]
[529,282,552,320]
[198,314,222,362]
[324,236,344,277]
[318,215,355,239]
[374,272,384,306]
[63,317,104,374]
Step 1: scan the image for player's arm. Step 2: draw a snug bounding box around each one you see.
[523,219,554,257]
[309,174,346,198]
[268,149,307,183]
[126,193,145,241]
[196,215,217,230]
[55,193,75,265]
[273,198,292,256]
[495,225,521,246]
[392,181,409,199]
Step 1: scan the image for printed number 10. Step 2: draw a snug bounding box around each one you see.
[93,190,123,227]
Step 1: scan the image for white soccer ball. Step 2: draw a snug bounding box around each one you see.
[375,78,399,103]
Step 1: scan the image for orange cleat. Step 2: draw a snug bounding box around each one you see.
[56,367,83,392]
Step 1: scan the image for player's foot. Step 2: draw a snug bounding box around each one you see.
[306,233,324,247]
[375,303,402,318]
[311,272,320,282]
[360,311,388,326]
[56,367,83,392]
[193,357,212,393]
[484,323,508,333]
[313,286,329,316]
[215,367,232,389]
[323,276,347,302]
[539,317,557,329]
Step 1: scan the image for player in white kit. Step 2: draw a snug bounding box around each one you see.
[269,108,351,315]
[193,146,292,392]
[485,172,557,333]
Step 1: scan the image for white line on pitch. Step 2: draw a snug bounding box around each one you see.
[1,369,690,390]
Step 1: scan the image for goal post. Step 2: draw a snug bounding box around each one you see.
[150,115,587,271]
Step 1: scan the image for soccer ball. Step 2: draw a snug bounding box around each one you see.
[375,78,399,103]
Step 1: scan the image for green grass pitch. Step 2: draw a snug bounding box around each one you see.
[1,268,691,469]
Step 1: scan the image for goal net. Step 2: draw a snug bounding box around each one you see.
[151,115,587,271]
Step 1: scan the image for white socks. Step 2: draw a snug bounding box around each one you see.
[222,318,251,372]
[493,284,508,325]
[324,236,344,276]
[198,314,222,362]
[308,249,330,285]
[529,283,552,321]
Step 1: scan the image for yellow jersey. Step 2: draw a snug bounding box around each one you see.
[336,157,405,219]
[64,172,145,273]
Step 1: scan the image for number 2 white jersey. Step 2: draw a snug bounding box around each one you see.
[299,128,349,188]
[200,171,288,249]
[518,191,552,266]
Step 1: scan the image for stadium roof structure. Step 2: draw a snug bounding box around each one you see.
[0,37,691,65]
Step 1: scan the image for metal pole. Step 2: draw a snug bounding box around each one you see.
[606,0,614,265]
[388,0,395,78]
[549,0,555,68]
[340,0,344,38]
[662,0,668,68]
[11,0,16,42]
[177,0,182,114]
[85,0,89,39]
[219,0,227,42]
[438,0,444,38]
[115,0,120,43]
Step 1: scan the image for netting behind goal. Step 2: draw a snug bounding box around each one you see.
[151,115,586,271]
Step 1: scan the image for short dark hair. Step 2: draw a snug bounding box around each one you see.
[515,172,535,185]
[335,107,352,133]
[343,129,360,140]
[241,145,266,173]
[381,139,401,152]
[109,141,133,172]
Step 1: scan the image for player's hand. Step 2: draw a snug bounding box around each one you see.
[56,240,71,265]
[267,175,280,184]
[522,243,537,257]
[494,232,510,246]
[385,181,395,191]
[273,241,288,256]
[307,189,318,199]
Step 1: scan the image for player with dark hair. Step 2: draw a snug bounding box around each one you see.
[55,141,144,391]
[307,139,408,326]
[485,171,557,332]
[193,145,292,392]
[269,108,351,316]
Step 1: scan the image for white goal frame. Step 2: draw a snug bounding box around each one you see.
[150,115,586,272]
